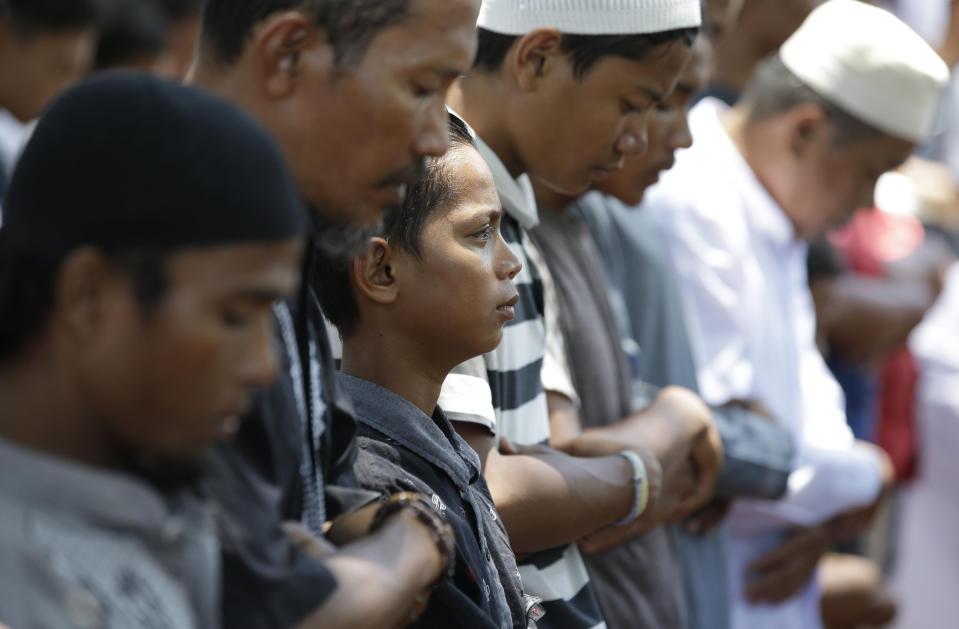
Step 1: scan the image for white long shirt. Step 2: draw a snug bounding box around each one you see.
[645,98,882,629]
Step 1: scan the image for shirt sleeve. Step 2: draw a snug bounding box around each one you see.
[439,357,498,433]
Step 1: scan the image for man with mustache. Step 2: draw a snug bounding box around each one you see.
[191,0,481,626]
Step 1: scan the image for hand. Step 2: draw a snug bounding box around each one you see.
[819,553,896,629]
[745,525,830,604]
[673,417,724,520]
[631,387,723,520]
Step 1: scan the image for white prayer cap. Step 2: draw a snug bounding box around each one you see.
[477,0,701,36]
[779,0,949,143]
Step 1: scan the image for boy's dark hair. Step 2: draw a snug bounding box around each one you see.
[741,53,885,146]
[473,26,698,80]
[200,0,411,67]
[95,0,169,70]
[0,246,168,364]
[0,0,99,32]
[316,113,475,338]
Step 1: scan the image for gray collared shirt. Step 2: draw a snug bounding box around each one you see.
[0,437,219,629]
[339,373,526,629]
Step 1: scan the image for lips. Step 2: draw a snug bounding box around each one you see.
[497,293,520,320]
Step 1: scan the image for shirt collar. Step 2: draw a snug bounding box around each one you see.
[337,373,481,488]
[693,98,798,248]
[0,436,192,532]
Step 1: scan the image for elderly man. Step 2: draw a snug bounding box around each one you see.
[644,1,949,627]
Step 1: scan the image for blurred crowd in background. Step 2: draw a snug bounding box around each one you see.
[2,1,959,628]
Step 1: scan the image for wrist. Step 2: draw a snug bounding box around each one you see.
[370,492,455,587]
[614,450,649,525]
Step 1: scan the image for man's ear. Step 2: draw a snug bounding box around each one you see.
[788,102,830,159]
[352,237,399,305]
[510,28,565,92]
[252,10,330,99]
[54,248,116,348]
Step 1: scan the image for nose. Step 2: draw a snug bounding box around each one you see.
[412,100,450,158]
[240,318,281,389]
[670,114,693,151]
[496,234,523,280]
[615,114,650,158]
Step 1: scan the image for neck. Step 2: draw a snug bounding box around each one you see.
[340,327,452,417]
[0,347,115,469]
[449,76,525,178]
[723,106,799,237]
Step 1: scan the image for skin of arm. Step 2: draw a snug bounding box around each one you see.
[287,509,446,629]
[455,421,644,553]
[551,386,724,553]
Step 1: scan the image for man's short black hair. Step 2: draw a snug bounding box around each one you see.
[200,0,412,67]
[472,26,698,80]
[0,246,168,364]
[0,0,99,32]
[316,113,475,338]
[742,53,885,146]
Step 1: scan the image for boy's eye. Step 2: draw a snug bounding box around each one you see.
[473,225,494,241]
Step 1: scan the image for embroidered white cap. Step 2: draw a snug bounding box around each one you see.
[779,0,950,143]
[477,0,702,36]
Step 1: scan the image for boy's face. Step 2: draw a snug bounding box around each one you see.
[393,144,522,363]
[597,36,712,206]
[0,25,95,122]
[265,0,480,227]
[515,37,691,197]
[74,239,302,458]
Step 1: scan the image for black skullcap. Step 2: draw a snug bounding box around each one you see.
[1,72,304,257]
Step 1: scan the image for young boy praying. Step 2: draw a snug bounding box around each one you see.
[316,115,529,629]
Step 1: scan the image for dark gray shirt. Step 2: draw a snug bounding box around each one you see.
[0,437,219,629]
[339,373,527,629]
